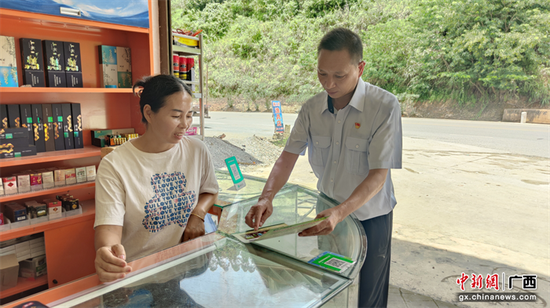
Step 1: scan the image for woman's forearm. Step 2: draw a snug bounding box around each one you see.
[192,192,218,219]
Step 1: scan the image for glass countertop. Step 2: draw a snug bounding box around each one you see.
[215,171,294,207]
[52,238,350,308]
[217,185,367,279]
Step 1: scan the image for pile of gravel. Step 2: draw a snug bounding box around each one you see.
[204,135,282,170]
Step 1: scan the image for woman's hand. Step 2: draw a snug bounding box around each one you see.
[182,214,205,242]
[94,244,132,282]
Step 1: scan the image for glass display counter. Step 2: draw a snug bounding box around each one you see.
[8,172,366,308]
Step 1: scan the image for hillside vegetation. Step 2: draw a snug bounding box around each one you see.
[172,0,550,112]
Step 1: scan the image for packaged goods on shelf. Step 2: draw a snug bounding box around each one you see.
[173,54,180,78]
[51,104,65,151]
[41,171,54,189]
[91,128,135,147]
[2,176,17,195]
[24,201,47,219]
[54,169,65,187]
[76,167,86,183]
[17,174,30,193]
[63,42,82,88]
[0,127,27,140]
[179,56,187,80]
[7,104,20,128]
[20,38,45,87]
[44,199,62,220]
[65,168,76,185]
[3,202,27,222]
[42,104,55,151]
[0,105,8,129]
[0,36,18,87]
[31,104,45,152]
[19,255,47,278]
[86,165,96,181]
[43,40,66,87]
[61,104,74,149]
[19,104,34,146]
[98,45,117,88]
[117,47,132,88]
[71,103,83,148]
[30,173,42,191]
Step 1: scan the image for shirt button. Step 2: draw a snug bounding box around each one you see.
[336,141,339,145]
[331,179,334,182]
[315,141,318,145]
[338,120,341,124]
[333,160,337,164]
[355,145,359,148]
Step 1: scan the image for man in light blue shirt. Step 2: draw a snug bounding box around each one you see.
[245,28,402,307]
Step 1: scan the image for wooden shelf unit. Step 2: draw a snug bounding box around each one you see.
[0,1,155,302]
[172,34,206,139]
[0,275,49,299]
[0,182,95,203]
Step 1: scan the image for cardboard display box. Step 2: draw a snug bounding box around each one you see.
[0,254,19,291]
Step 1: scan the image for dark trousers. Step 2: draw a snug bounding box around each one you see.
[358,211,393,308]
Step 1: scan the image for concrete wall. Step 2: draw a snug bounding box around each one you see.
[502,109,550,124]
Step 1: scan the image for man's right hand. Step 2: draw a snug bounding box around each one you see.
[245,198,273,230]
[95,244,132,282]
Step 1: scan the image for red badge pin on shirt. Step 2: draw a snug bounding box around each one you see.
[355,122,361,129]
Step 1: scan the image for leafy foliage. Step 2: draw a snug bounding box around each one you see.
[172,0,550,106]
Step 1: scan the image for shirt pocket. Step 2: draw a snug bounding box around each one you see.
[345,137,369,175]
[311,135,331,167]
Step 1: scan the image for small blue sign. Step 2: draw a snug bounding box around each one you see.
[271,100,284,133]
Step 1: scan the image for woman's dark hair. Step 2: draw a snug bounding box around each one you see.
[132,75,192,124]
[317,28,363,64]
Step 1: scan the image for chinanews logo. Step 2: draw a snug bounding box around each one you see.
[455,272,538,303]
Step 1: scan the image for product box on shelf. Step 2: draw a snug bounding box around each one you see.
[25,201,47,218]
[173,54,180,78]
[91,128,135,147]
[51,104,65,151]
[0,137,35,159]
[0,104,8,129]
[65,168,76,185]
[71,103,83,148]
[30,173,43,191]
[0,36,18,87]
[20,38,45,87]
[76,167,86,183]
[23,71,45,87]
[44,199,62,220]
[2,176,17,195]
[0,213,3,224]
[54,169,65,187]
[66,71,82,87]
[41,171,54,189]
[42,104,55,151]
[99,45,117,88]
[117,46,132,88]
[0,254,19,291]
[19,255,47,278]
[64,42,82,87]
[0,127,27,140]
[3,202,27,222]
[43,40,66,87]
[7,104,20,128]
[61,104,74,149]
[19,104,34,146]
[31,104,46,152]
[86,165,96,181]
[179,56,188,80]
[17,174,31,193]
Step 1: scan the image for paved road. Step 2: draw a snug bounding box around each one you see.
[206,112,549,157]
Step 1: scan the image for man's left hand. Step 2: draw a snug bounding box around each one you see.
[182,215,205,242]
[299,207,343,237]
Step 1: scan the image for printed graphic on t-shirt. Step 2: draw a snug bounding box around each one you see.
[142,171,196,232]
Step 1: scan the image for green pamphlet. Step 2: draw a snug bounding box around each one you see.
[225,156,246,190]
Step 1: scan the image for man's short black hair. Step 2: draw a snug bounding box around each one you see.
[317,28,363,64]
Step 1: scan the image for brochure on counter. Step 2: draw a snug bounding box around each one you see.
[233,216,328,243]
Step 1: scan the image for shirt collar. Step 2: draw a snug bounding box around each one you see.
[321,78,365,115]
